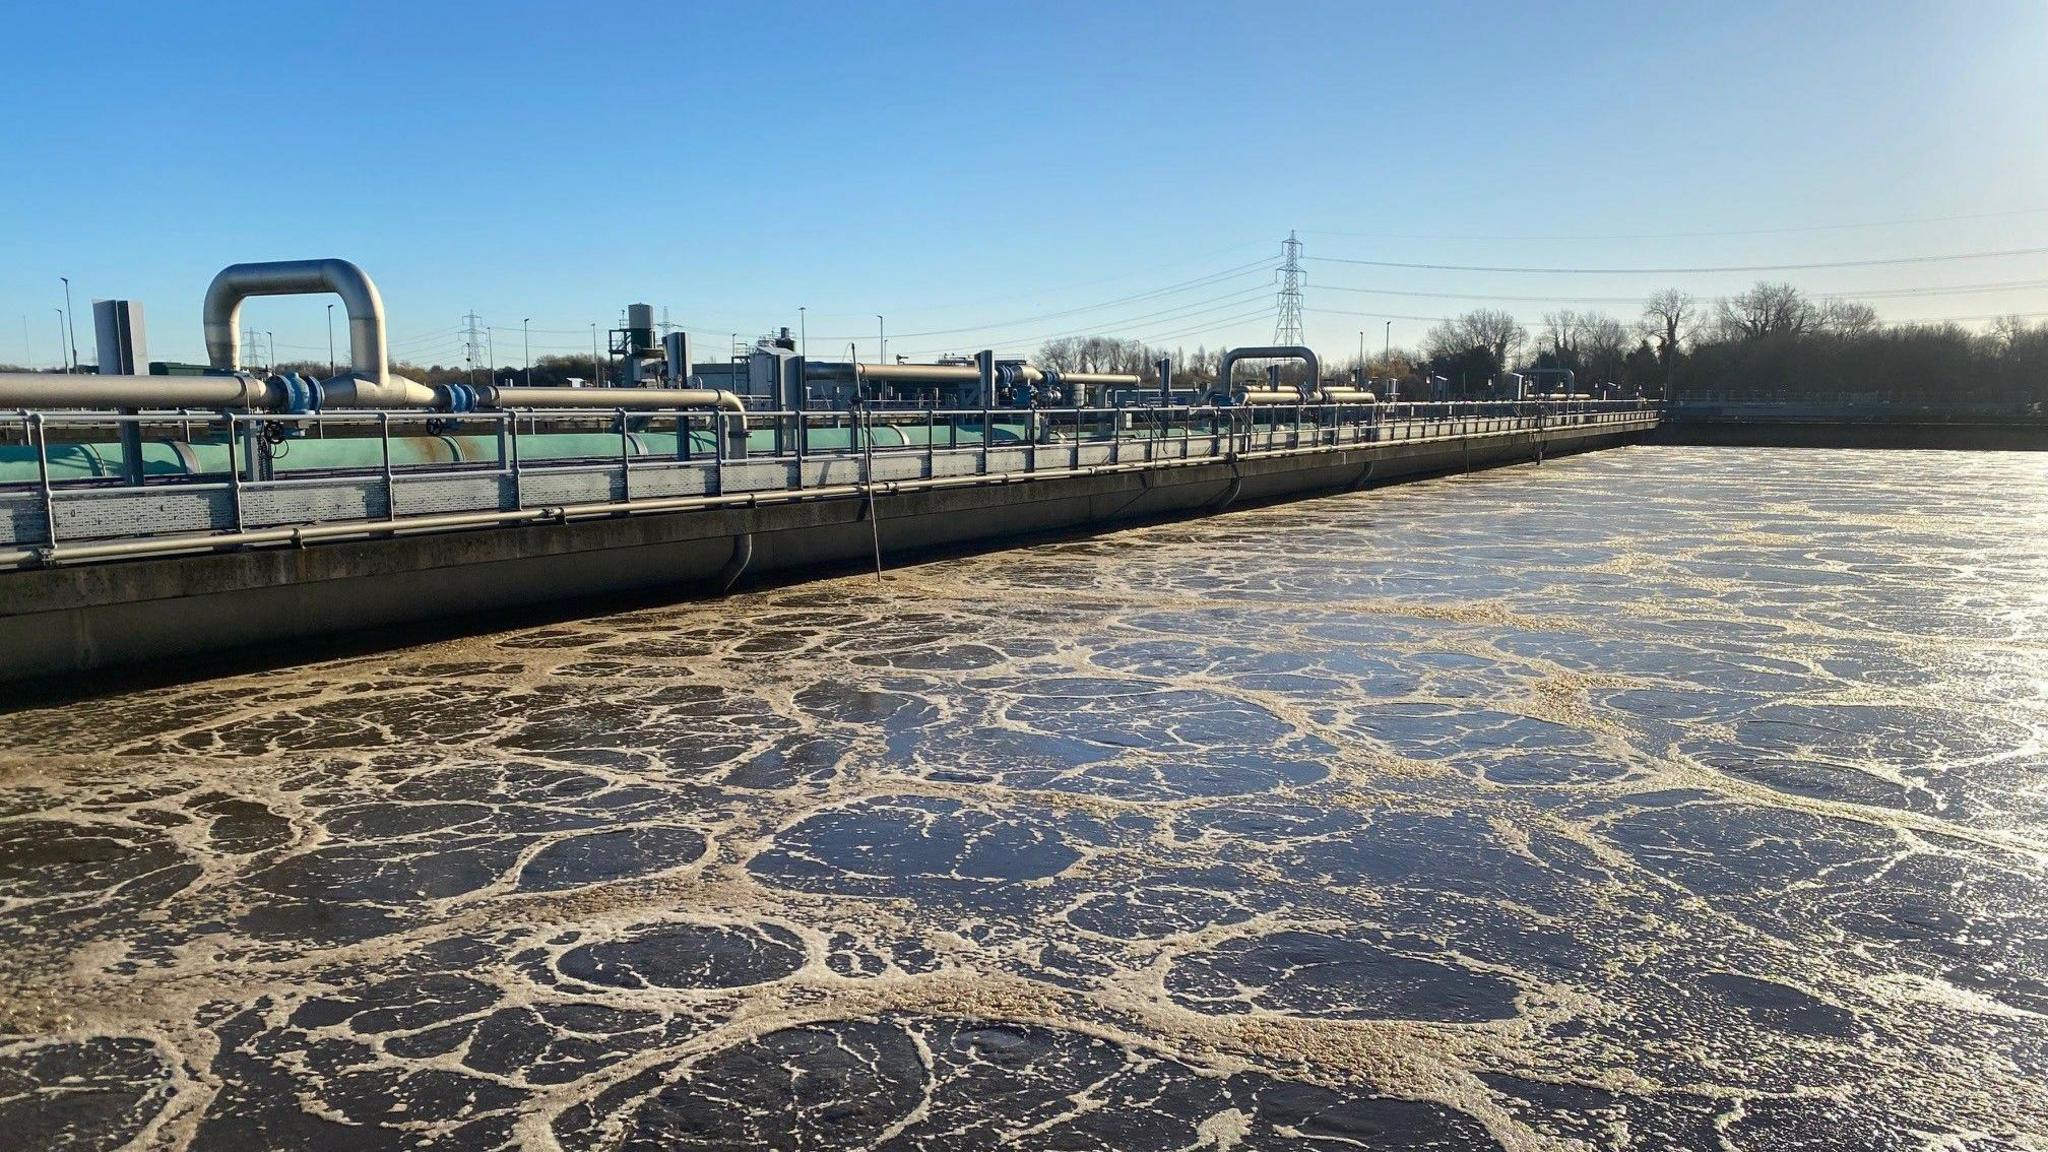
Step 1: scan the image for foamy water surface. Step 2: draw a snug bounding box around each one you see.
[2,445,2045,1149]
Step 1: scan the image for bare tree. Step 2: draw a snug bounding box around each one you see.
[1426,309,1526,371]
[1639,289,1697,360]
[1716,281,1814,340]
[1816,299,1880,337]
[1579,314,1631,385]
[1541,310,1583,357]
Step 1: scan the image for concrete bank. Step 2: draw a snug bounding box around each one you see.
[0,421,1643,685]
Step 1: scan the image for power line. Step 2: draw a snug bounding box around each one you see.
[1313,277,2048,307]
[877,239,1274,314]
[1137,305,1288,345]
[1305,303,2048,328]
[1304,246,2048,275]
[858,257,1277,343]
[1298,205,2048,244]
[893,285,1277,358]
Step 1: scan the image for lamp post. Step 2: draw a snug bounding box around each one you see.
[266,331,275,373]
[876,315,885,365]
[53,310,66,373]
[326,303,335,377]
[1383,321,1391,363]
[60,277,77,373]
[523,319,531,387]
[799,306,807,359]
[590,323,599,387]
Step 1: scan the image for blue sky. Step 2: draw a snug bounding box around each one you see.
[4,1,2046,370]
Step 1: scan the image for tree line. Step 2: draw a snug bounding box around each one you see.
[1407,284,2048,412]
[1030,283,2047,413]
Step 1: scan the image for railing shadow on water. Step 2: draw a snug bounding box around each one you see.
[0,399,1658,563]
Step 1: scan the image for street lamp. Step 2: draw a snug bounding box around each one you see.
[523,319,531,387]
[876,314,885,365]
[60,277,77,373]
[326,303,335,378]
[53,310,66,373]
[799,306,807,359]
[266,331,275,373]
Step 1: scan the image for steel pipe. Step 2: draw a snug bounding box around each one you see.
[483,386,744,412]
[0,372,276,410]
[1237,388,1313,406]
[204,259,390,386]
[1056,371,1143,386]
[855,363,999,383]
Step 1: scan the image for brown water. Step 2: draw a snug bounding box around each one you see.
[2,445,2044,1150]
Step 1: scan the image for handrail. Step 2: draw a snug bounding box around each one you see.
[0,400,1659,567]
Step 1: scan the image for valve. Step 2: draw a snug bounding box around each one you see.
[267,372,324,415]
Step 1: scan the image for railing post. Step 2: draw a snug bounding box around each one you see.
[510,411,524,511]
[713,406,726,495]
[224,412,249,531]
[379,411,395,521]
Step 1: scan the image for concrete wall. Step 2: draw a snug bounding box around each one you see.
[0,423,1641,685]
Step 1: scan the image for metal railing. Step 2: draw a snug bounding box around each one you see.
[0,399,1657,565]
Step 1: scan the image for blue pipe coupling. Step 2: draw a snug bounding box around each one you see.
[436,383,482,413]
[268,372,326,413]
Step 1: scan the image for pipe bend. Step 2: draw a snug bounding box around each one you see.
[204,258,389,386]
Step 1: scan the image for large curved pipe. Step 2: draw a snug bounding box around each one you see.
[204,259,389,386]
[1217,345,1321,401]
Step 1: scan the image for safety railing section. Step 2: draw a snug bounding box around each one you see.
[0,400,1658,559]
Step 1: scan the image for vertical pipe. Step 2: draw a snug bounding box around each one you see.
[116,408,143,485]
[30,413,56,547]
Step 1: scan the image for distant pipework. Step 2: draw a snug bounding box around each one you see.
[1217,345,1322,402]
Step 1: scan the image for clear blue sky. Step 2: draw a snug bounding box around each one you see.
[4,1,2046,371]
